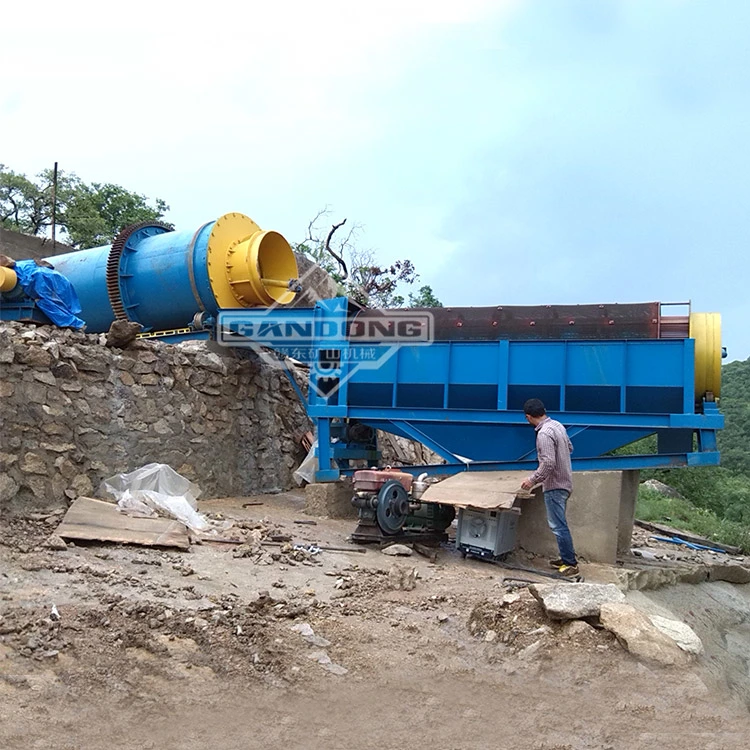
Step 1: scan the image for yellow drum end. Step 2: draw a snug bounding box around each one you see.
[690,312,722,400]
[0,266,18,293]
[206,213,298,308]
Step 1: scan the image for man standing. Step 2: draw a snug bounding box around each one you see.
[520,398,578,577]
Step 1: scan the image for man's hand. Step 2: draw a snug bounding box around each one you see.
[520,477,534,490]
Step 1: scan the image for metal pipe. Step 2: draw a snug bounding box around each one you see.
[51,161,58,247]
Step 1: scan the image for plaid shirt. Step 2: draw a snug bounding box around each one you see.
[530,417,574,493]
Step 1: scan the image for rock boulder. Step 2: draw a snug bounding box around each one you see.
[648,614,704,655]
[599,602,692,666]
[530,583,625,620]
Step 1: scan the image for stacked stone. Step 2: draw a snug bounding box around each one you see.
[377,430,444,468]
[0,322,310,512]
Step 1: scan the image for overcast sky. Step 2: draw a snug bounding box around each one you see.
[2,0,747,360]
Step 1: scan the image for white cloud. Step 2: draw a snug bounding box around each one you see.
[1,0,522,308]
[2,0,518,179]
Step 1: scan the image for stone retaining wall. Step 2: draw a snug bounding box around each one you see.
[0,322,311,512]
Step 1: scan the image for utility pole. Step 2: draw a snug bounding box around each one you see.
[51,161,58,246]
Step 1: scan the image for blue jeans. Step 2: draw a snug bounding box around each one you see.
[544,489,577,566]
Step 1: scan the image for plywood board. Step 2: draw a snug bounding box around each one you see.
[420,471,537,510]
[56,496,190,550]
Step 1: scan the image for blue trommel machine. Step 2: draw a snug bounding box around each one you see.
[0,214,725,549]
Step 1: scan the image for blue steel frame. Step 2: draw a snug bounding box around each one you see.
[217,299,724,482]
[1,292,723,482]
[0,300,51,325]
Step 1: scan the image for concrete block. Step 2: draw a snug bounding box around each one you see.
[515,470,639,564]
[304,480,357,519]
[617,470,639,555]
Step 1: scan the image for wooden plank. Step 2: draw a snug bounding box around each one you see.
[299,430,314,452]
[421,470,537,510]
[56,496,190,550]
[634,519,741,555]
[380,432,411,465]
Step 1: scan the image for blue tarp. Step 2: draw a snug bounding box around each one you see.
[13,260,86,329]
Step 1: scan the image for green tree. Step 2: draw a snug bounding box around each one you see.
[347,252,417,308]
[295,209,441,309]
[717,358,750,475]
[408,285,443,307]
[0,164,52,235]
[614,357,750,527]
[0,164,171,249]
[63,182,171,249]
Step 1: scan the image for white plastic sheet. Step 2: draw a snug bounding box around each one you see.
[101,463,213,532]
[293,440,318,486]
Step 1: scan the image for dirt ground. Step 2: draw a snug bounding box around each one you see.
[2,491,750,750]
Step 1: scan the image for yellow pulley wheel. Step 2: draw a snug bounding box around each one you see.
[206,213,298,308]
[0,266,18,292]
[690,312,722,400]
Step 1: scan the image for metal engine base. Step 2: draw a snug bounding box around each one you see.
[350,522,448,546]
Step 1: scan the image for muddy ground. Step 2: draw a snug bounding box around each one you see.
[2,491,749,750]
